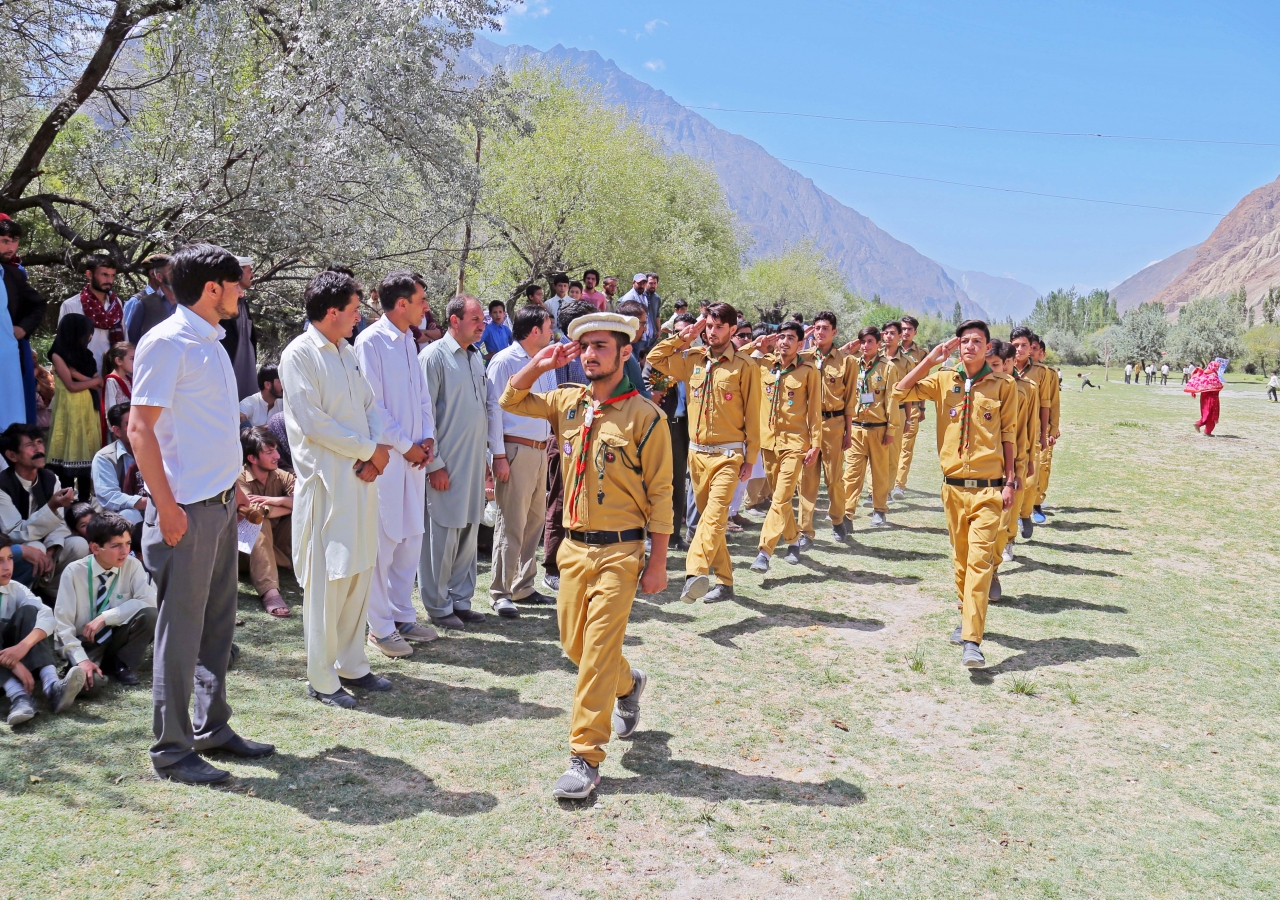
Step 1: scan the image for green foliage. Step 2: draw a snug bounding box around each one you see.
[1227,285,1254,329]
[1262,286,1279,325]
[1040,326,1092,365]
[1112,302,1170,364]
[1242,324,1280,372]
[1167,295,1244,365]
[724,241,847,324]
[1026,288,1120,337]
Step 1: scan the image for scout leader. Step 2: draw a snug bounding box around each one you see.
[985,339,1037,602]
[798,311,858,542]
[648,302,761,604]
[500,311,673,800]
[840,326,901,530]
[893,320,1017,669]
[1031,337,1060,522]
[1009,327,1054,538]
[893,315,927,499]
[740,321,821,573]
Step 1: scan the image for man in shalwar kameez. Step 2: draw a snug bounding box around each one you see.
[280,271,392,708]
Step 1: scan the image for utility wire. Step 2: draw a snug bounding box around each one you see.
[776,157,1228,217]
[687,105,1280,149]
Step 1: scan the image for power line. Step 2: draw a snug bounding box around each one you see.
[687,105,1280,149]
[776,157,1228,217]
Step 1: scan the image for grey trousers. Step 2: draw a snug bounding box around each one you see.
[143,495,238,769]
[490,441,548,603]
[418,518,478,618]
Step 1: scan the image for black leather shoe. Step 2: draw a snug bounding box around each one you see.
[205,733,276,759]
[429,613,464,630]
[454,608,486,623]
[155,752,231,785]
[109,660,139,686]
[339,672,392,692]
[519,590,555,605]
[307,684,357,708]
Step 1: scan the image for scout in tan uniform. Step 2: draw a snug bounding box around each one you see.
[840,326,901,529]
[894,320,1017,668]
[873,321,911,509]
[500,311,673,800]
[739,322,821,572]
[1010,327,1053,539]
[986,340,1036,601]
[1031,338,1060,522]
[798,311,857,541]
[648,302,760,604]
[893,315,927,499]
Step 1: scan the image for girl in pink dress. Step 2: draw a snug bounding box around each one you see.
[1185,359,1225,435]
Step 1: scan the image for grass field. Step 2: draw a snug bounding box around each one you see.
[2,368,1278,899]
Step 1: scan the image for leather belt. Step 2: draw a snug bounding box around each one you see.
[568,528,646,545]
[690,441,744,456]
[504,435,549,450]
[821,410,845,419]
[943,477,1006,489]
[850,421,887,429]
[192,487,235,506]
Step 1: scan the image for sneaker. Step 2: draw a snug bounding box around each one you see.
[832,521,847,541]
[1001,544,1015,563]
[749,552,771,574]
[869,511,888,527]
[703,583,735,603]
[491,598,520,619]
[49,665,86,714]
[1020,518,1034,539]
[725,519,743,534]
[308,684,357,708]
[612,669,647,738]
[518,590,555,606]
[962,641,987,668]
[368,630,414,658]
[552,756,601,800]
[542,573,560,592]
[397,621,439,643]
[949,625,963,646]
[989,574,1002,601]
[783,544,802,565]
[797,534,815,552]
[340,672,392,692]
[6,692,36,726]
[1031,509,1047,525]
[454,608,486,624]
[429,613,465,631]
[680,574,709,603]
[891,486,906,501]
[863,497,874,508]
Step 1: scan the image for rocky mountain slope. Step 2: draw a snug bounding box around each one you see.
[459,37,989,318]
[940,265,1040,321]
[1111,245,1200,311]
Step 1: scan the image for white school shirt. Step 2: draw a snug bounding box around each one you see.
[239,392,286,427]
[131,304,241,504]
[53,554,157,665]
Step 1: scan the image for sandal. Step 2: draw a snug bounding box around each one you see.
[261,590,291,618]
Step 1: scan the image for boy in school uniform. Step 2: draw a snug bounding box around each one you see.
[841,327,902,529]
[986,341,1036,600]
[798,311,857,542]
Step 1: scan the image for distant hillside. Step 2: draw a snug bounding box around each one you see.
[940,265,1039,322]
[1111,245,1200,312]
[1150,175,1280,315]
[459,37,988,319]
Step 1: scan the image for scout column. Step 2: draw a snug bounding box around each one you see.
[648,303,760,604]
[500,311,673,801]
[1031,337,1060,522]
[893,315,927,498]
[1009,327,1053,539]
[743,322,821,573]
[893,320,1017,669]
[840,326,901,530]
[798,312,857,542]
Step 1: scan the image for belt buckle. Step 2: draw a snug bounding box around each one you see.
[963,479,977,489]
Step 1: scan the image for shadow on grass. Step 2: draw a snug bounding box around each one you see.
[881,523,950,536]
[1040,542,1132,557]
[758,556,920,589]
[1049,506,1120,515]
[697,592,884,648]
[424,631,576,677]
[1043,520,1127,533]
[1011,556,1119,578]
[970,632,1139,681]
[995,594,1128,615]
[839,536,948,562]
[352,674,563,723]
[577,731,864,808]
[232,744,497,822]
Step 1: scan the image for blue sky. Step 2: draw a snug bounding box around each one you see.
[495,0,1280,294]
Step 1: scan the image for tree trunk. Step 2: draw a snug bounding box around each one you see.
[455,127,482,295]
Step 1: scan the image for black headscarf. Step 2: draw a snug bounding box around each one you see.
[49,312,97,378]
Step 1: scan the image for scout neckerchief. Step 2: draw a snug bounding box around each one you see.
[954,362,993,454]
[87,558,121,617]
[857,356,879,410]
[767,355,798,430]
[694,347,732,442]
[566,376,639,525]
[1013,359,1033,379]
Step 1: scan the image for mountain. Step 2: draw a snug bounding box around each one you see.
[1149,175,1280,315]
[940,265,1039,322]
[1111,245,1200,312]
[458,37,988,319]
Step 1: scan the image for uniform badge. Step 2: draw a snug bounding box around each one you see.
[694,366,702,374]
[787,390,794,397]
[567,409,576,420]
[788,400,794,407]
[605,450,616,463]
[725,393,733,401]
[563,441,572,456]
[952,385,962,393]
[949,408,958,418]
[983,411,993,420]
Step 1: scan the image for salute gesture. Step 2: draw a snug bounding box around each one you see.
[927,337,961,365]
[675,315,707,346]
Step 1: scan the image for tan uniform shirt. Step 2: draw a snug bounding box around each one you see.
[802,345,858,414]
[752,355,822,452]
[1045,366,1061,436]
[500,381,674,535]
[851,356,903,436]
[1017,361,1056,443]
[1012,372,1041,465]
[647,336,761,464]
[895,365,1017,481]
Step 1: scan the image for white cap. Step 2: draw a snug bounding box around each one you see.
[568,312,641,343]
[633,272,648,284]
[236,256,253,267]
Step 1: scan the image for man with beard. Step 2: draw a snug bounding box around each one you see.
[59,257,123,377]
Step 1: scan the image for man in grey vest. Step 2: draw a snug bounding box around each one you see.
[125,254,177,347]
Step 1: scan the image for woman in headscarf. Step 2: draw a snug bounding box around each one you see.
[1185,357,1226,436]
[46,313,102,499]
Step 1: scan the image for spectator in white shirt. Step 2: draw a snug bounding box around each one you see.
[129,242,274,785]
[239,364,285,426]
[91,402,146,540]
[486,304,557,618]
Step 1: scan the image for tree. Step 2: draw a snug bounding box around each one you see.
[950,301,962,326]
[1026,287,1120,336]
[1112,302,1169,365]
[1167,296,1243,366]
[724,241,846,324]
[1262,286,1279,325]
[1243,324,1280,372]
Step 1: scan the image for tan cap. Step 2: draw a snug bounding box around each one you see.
[568,312,640,343]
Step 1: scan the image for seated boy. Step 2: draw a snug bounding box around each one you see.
[236,426,295,618]
[1,534,84,725]
[53,513,158,691]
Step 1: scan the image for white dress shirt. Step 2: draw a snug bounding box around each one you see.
[132,304,241,504]
[485,341,554,457]
[354,315,435,543]
[53,554,157,665]
[280,325,382,584]
[1,579,53,634]
[239,392,286,426]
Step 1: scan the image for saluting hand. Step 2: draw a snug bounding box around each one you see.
[930,337,961,364]
[676,315,707,345]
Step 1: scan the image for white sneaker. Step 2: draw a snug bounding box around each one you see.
[891,486,906,501]
[1001,545,1015,563]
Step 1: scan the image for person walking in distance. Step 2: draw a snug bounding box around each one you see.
[129,243,275,785]
[353,271,439,659]
[798,311,856,542]
[1268,371,1279,402]
[893,321,1017,669]
[648,303,760,604]
[499,310,672,800]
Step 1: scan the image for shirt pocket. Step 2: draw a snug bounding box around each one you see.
[596,424,638,472]
[974,397,1000,444]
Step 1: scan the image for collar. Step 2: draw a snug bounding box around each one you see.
[303,323,342,352]
[954,362,993,382]
[609,376,634,399]
[373,315,409,342]
[0,581,16,595]
[176,303,224,341]
[441,331,471,356]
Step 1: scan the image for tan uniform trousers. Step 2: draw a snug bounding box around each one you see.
[843,424,894,516]
[996,459,1029,558]
[558,538,641,766]
[760,449,806,554]
[1035,444,1055,505]
[688,451,743,586]
[1019,447,1043,518]
[799,417,846,536]
[895,407,921,489]
[303,566,374,695]
[241,514,292,595]
[942,484,1002,644]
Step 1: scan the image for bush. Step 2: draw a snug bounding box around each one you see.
[1245,363,1257,374]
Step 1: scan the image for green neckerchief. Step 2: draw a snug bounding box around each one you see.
[769,356,798,427]
[953,362,993,454]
